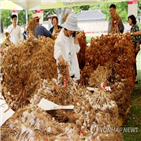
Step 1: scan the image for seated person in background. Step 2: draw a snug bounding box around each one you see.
[50,15,62,35]
[34,16,51,38]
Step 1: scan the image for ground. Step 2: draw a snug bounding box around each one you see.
[123,70,141,141]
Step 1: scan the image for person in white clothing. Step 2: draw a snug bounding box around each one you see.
[54,13,80,80]
[7,14,22,44]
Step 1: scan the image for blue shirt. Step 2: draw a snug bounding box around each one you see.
[34,24,51,38]
[23,31,26,39]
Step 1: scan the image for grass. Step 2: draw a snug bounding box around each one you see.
[123,70,141,141]
[86,35,97,44]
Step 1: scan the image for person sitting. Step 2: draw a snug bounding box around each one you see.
[34,16,51,38]
[50,15,62,35]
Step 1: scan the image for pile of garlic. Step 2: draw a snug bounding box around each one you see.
[1,77,123,141]
[30,78,123,140]
[1,104,82,141]
[1,35,57,111]
[31,78,79,106]
[107,78,131,121]
[73,89,123,141]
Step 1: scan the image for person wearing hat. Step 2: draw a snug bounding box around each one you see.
[34,16,51,38]
[50,15,62,35]
[54,13,80,80]
[7,14,22,44]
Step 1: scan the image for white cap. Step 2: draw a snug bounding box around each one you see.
[62,13,79,31]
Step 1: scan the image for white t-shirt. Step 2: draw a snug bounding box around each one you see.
[7,24,22,44]
[54,29,80,80]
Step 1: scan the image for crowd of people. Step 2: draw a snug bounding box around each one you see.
[6,4,141,83]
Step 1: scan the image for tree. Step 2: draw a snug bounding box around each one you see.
[90,2,128,23]
[43,9,56,21]
[0,9,33,27]
[137,1,141,29]
[138,1,141,13]
[18,10,33,26]
[115,2,128,23]
[73,5,90,14]
[99,3,111,20]
[0,10,12,27]
[89,4,101,10]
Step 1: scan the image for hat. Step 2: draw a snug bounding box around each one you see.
[62,13,79,31]
[33,16,40,20]
[52,14,58,19]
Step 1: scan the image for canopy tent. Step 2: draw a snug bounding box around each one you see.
[0,0,135,25]
[0,0,23,10]
[40,0,130,9]
[11,0,41,10]
[0,0,131,10]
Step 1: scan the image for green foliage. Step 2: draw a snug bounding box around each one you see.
[1,1,141,27]
[0,9,58,27]
[116,2,128,23]
[73,5,90,14]
[28,11,33,19]
[138,1,141,14]
[137,23,141,30]
[72,2,128,23]
[123,69,141,141]
[18,10,33,26]
[0,9,12,27]
[43,9,56,21]
[89,4,101,10]
[0,9,33,27]
[99,3,111,20]
[90,2,128,23]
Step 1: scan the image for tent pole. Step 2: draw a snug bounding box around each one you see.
[26,10,28,25]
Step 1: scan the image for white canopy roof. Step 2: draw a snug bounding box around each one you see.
[11,0,42,10]
[0,0,132,10]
